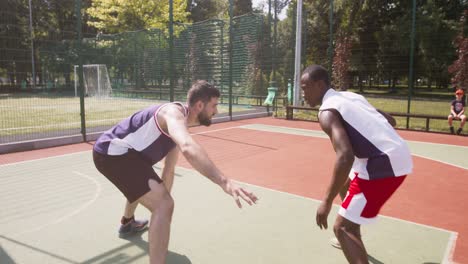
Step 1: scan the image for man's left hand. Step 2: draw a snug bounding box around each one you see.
[316,200,333,230]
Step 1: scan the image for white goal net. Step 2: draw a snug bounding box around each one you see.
[74,64,112,97]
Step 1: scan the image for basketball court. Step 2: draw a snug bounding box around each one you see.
[1,117,467,264]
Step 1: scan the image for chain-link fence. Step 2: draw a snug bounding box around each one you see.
[1,0,466,152]
[0,1,278,151]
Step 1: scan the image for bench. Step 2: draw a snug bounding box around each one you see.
[285,105,319,120]
[386,112,447,131]
[285,106,449,132]
[221,95,288,106]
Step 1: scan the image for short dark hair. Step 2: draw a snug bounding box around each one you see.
[302,65,330,87]
[187,80,220,106]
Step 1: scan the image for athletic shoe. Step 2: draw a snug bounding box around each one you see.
[450,126,455,134]
[118,218,149,238]
[330,237,341,249]
[457,128,463,135]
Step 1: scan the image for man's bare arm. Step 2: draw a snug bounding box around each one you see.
[160,105,258,207]
[319,110,355,203]
[377,109,396,127]
[163,106,226,186]
[315,110,354,229]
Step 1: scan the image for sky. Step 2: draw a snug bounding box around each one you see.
[252,0,289,20]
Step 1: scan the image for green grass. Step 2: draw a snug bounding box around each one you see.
[0,94,250,138]
[0,93,458,140]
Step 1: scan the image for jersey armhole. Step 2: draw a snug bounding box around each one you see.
[154,102,187,138]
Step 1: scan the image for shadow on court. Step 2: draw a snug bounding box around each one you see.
[116,233,192,264]
[0,244,16,264]
[368,255,384,264]
[0,233,191,264]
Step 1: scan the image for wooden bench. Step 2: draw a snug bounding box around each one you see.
[386,112,447,131]
[285,106,449,132]
[285,105,319,120]
[219,94,287,107]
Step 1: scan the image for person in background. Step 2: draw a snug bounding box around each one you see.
[448,89,466,135]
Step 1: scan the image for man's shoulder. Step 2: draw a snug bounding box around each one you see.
[157,103,187,121]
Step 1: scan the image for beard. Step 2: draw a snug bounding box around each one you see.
[198,111,212,126]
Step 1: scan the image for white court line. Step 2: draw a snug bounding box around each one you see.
[0,125,243,167]
[240,124,468,170]
[12,171,101,237]
[412,153,467,170]
[405,139,468,149]
[443,232,458,264]
[241,123,468,147]
[0,150,91,167]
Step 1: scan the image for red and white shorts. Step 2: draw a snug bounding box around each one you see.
[338,172,406,225]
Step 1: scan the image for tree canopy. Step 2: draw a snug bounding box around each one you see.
[86,0,190,33]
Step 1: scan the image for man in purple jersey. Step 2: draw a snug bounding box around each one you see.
[93,80,258,264]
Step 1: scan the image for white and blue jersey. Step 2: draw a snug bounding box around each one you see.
[94,102,187,165]
[319,89,413,180]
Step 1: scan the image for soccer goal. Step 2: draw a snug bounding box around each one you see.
[74,64,112,97]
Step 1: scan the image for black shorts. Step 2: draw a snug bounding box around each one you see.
[93,150,162,203]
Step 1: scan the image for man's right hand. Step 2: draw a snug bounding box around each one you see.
[220,178,259,208]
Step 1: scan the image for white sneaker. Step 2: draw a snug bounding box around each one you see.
[330,237,341,249]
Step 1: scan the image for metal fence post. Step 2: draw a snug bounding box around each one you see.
[28,0,36,89]
[75,0,86,141]
[169,0,175,102]
[407,0,416,129]
[328,0,334,73]
[228,0,234,119]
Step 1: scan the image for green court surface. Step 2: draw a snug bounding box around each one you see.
[0,150,454,264]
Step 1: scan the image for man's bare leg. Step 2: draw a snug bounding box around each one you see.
[334,215,368,264]
[330,179,351,248]
[123,200,139,218]
[138,179,174,264]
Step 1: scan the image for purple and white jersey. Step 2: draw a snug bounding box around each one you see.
[93,102,187,165]
[319,89,413,180]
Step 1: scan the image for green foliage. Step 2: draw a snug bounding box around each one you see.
[86,0,190,33]
[448,10,468,89]
[234,0,253,16]
[188,0,226,22]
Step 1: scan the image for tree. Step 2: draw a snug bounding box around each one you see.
[234,0,253,16]
[448,10,468,91]
[86,0,190,33]
[0,0,30,87]
[331,0,364,90]
[0,0,91,89]
[332,35,352,90]
[187,0,226,22]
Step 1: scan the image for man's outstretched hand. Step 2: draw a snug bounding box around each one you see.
[221,179,259,208]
